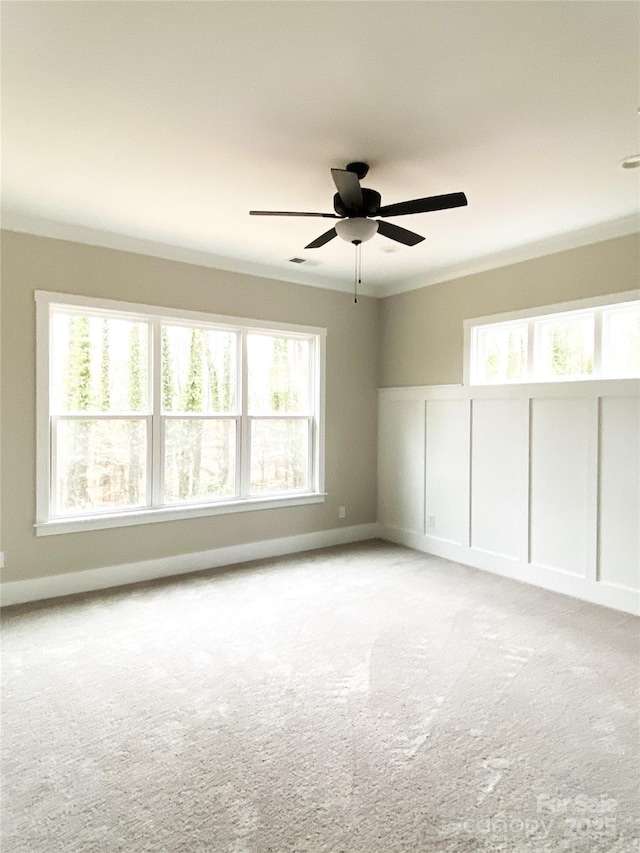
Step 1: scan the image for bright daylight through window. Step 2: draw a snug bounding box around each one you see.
[36,293,325,534]
[468,297,640,385]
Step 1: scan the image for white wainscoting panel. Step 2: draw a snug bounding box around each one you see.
[599,396,640,591]
[470,398,523,559]
[378,381,639,615]
[529,397,592,578]
[425,399,470,545]
[378,397,425,534]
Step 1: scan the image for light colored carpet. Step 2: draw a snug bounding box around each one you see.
[1,540,638,852]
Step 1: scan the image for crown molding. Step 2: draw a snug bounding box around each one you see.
[2,210,637,300]
[378,215,640,297]
[0,211,380,298]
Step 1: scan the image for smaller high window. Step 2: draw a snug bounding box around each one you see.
[467,294,639,385]
[535,312,594,381]
[473,322,527,384]
[602,303,640,378]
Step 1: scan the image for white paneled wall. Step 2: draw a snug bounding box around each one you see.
[529,398,593,578]
[378,381,640,615]
[471,399,524,560]
[377,399,425,535]
[425,400,470,545]
[599,396,640,591]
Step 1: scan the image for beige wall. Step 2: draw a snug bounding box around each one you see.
[0,231,380,583]
[380,233,640,388]
[2,230,638,586]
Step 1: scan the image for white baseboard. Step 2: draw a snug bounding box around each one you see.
[0,523,382,607]
[380,525,640,616]
[6,522,635,615]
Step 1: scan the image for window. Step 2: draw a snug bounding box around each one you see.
[535,312,594,380]
[36,292,326,534]
[466,294,640,385]
[473,322,527,384]
[602,303,640,378]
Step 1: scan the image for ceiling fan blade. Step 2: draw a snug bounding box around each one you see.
[376,220,425,246]
[378,192,468,218]
[250,210,339,218]
[331,169,363,211]
[305,227,338,249]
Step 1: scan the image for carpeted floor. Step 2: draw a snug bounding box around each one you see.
[1,540,638,852]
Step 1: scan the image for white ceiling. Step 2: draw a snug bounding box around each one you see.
[2,1,639,297]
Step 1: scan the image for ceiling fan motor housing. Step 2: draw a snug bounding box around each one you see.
[345,162,370,180]
[333,188,381,217]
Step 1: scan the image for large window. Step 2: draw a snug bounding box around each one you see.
[466,294,640,386]
[36,292,325,534]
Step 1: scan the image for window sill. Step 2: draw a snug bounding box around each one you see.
[35,493,328,536]
[469,374,639,387]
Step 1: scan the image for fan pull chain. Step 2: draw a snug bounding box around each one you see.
[353,241,362,303]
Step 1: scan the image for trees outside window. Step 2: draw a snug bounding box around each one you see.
[52,311,149,514]
[469,299,639,385]
[475,323,527,384]
[536,316,594,379]
[40,294,325,530]
[247,334,311,494]
[162,325,237,503]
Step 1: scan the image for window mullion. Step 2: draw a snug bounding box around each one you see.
[308,417,314,493]
[240,330,250,498]
[469,327,478,385]
[50,415,59,516]
[593,308,603,378]
[313,336,322,492]
[526,319,536,382]
[37,301,54,524]
[244,413,312,420]
[151,319,163,507]
[307,338,320,491]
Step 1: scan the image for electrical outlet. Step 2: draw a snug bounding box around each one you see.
[339,506,346,519]
[426,515,436,530]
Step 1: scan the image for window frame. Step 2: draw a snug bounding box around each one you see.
[35,291,326,536]
[464,291,639,386]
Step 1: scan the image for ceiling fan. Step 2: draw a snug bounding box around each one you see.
[249,162,468,249]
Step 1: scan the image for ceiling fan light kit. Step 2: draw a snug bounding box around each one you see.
[335,217,379,244]
[250,162,468,297]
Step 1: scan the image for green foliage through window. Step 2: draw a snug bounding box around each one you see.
[46,301,321,519]
[471,302,639,385]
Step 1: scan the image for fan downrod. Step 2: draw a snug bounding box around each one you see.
[346,162,369,180]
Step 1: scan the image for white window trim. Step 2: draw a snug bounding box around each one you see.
[463,290,640,386]
[35,291,327,536]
